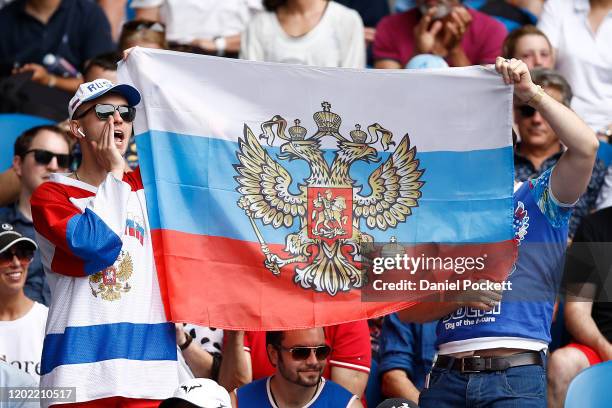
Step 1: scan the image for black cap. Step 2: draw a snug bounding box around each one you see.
[0,224,37,254]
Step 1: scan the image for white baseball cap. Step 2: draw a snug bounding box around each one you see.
[159,378,231,408]
[68,78,141,119]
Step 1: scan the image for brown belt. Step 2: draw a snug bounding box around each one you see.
[434,351,544,373]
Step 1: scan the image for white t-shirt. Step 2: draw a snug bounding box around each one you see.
[538,0,612,131]
[240,1,366,68]
[0,302,48,382]
[130,0,263,43]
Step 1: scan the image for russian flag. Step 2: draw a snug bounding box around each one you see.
[125,218,145,245]
[118,48,516,330]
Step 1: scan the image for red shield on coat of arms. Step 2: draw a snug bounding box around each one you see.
[102,266,117,285]
[307,187,353,241]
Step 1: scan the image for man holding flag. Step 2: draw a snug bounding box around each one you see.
[31,79,179,407]
[405,58,599,407]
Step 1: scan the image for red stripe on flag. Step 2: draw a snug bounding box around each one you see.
[152,230,515,330]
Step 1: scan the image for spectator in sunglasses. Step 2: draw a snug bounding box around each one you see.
[0,125,70,306]
[0,223,48,383]
[219,321,371,400]
[69,52,141,172]
[514,68,606,238]
[29,79,179,406]
[232,327,363,407]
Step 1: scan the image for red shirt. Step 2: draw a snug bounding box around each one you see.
[373,8,506,67]
[243,321,372,380]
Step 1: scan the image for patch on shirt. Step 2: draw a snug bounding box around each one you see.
[513,201,530,246]
[89,250,134,301]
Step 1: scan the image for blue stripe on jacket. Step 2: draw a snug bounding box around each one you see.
[41,322,176,375]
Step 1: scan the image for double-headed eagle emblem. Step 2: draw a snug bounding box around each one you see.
[234,102,425,296]
[89,250,133,301]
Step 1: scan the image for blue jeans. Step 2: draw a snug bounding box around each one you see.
[419,360,546,408]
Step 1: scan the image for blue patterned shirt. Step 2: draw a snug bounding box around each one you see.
[514,145,606,237]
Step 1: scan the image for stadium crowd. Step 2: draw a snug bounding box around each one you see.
[0,0,611,407]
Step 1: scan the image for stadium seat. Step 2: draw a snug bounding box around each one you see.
[596,141,612,167]
[564,360,612,408]
[0,113,53,171]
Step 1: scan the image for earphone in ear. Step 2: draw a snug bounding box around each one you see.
[77,128,86,138]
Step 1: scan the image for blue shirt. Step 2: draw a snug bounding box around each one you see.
[436,168,572,347]
[0,0,114,75]
[0,203,50,305]
[378,313,437,390]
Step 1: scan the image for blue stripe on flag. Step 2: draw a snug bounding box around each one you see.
[66,209,123,275]
[41,322,176,375]
[136,131,513,244]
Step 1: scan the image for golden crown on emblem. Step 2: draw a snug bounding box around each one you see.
[313,101,341,134]
[288,119,307,140]
[350,124,368,143]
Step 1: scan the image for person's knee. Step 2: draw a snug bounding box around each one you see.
[547,347,590,387]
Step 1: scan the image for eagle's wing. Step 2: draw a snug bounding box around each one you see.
[234,125,307,228]
[89,272,102,283]
[116,252,133,281]
[354,134,424,230]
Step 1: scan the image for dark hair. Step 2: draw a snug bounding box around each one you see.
[83,52,122,77]
[266,331,284,348]
[14,125,68,157]
[530,68,573,107]
[502,25,552,59]
[263,0,287,11]
[264,0,329,11]
[118,19,167,51]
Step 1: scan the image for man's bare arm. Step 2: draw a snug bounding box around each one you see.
[496,57,598,204]
[565,291,612,360]
[381,369,421,402]
[218,331,252,391]
[331,366,368,397]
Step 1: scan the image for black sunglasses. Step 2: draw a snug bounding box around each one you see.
[518,105,537,118]
[24,149,71,168]
[75,104,136,122]
[0,246,35,265]
[279,345,331,361]
[123,20,165,33]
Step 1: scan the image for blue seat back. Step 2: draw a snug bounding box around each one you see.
[0,114,54,170]
[565,360,612,408]
[597,141,612,167]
